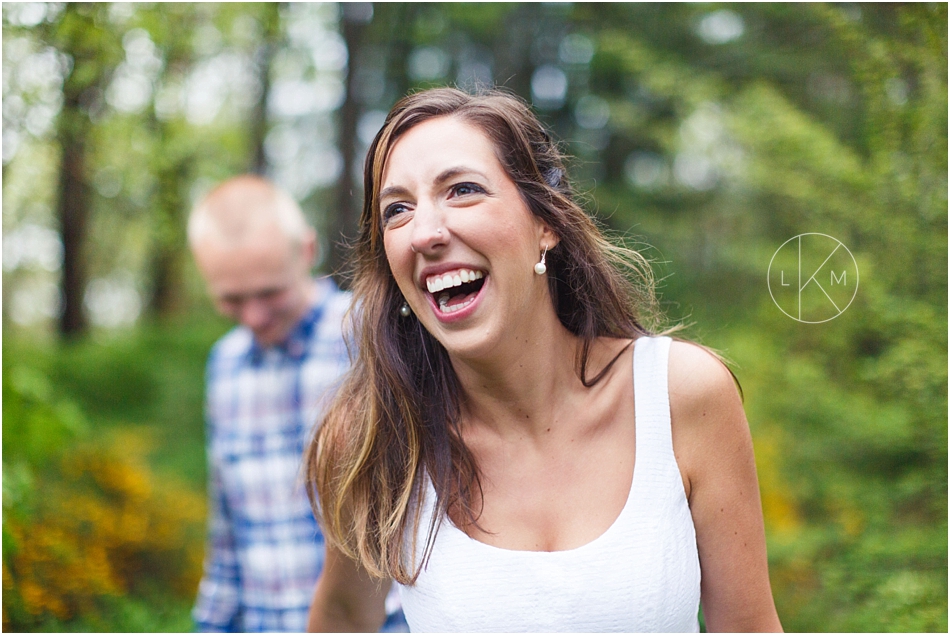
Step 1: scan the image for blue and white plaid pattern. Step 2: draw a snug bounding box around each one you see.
[193,279,405,632]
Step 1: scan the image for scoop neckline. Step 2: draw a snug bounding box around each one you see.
[432,337,650,556]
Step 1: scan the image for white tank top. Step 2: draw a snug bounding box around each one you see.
[397,336,701,632]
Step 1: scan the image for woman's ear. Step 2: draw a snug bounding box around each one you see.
[539,224,560,250]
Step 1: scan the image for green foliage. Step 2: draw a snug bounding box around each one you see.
[585,4,947,631]
[2,317,228,631]
[2,364,86,470]
[2,2,945,632]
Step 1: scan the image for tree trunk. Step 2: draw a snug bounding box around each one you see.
[249,42,274,176]
[249,3,283,175]
[146,149,190,319]
[56,101,90,337]
[331,6,372,285]
[52,4,117,338]
[378,2,415,99]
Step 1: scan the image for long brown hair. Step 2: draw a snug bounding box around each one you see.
[305,87,658,584]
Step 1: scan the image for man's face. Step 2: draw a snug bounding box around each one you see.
[193,225,314,347]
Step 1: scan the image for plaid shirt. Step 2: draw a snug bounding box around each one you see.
[193,278,404,632]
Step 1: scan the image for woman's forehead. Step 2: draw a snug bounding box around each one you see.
[381,116,502,187]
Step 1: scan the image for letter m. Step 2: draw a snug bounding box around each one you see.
[831,270,846,285]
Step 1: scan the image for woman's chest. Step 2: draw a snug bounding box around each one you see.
[403,464,701,633]
[457,396,637,551]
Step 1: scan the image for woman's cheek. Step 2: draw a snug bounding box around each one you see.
[383,236,414,292]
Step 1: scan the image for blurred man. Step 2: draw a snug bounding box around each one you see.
[188,175,404,632]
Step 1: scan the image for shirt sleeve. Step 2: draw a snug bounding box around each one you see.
[193,348,242,632]
[193,456,242,632]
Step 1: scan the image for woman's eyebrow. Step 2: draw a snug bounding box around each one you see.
[434,166,488,185]
[379,166,490,204]
[379,184,411,202]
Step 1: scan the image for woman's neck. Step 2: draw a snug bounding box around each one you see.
[449,316,592,441]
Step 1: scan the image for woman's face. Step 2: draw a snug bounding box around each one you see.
[380,116,556,360]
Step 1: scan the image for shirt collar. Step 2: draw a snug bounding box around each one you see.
[245,277,337,366]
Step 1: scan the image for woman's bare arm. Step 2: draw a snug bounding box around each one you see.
[308,545,390,632]
[669,341,783,632]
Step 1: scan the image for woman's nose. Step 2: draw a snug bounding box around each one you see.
[409,202,448,254]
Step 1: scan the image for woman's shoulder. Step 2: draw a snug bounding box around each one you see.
[665,339,750,486]
[666,338,745,434]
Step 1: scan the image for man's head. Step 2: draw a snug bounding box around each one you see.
[188,175,318,347]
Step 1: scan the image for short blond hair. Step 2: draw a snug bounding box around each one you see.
[187,175,311,248]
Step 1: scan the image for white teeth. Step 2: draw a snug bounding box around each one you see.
[437,294,475,314]
[425,269,484,294]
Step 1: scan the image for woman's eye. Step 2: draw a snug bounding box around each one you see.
[382,203,409,221]
[451,182,484,197]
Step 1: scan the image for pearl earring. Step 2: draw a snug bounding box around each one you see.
[399,302,411,317]
[534,246,548,275]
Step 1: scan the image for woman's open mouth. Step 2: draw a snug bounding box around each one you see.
[425,268,486,315]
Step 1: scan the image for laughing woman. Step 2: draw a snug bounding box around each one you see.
[305,88,782,632]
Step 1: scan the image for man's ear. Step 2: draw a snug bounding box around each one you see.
[301,228,319,269]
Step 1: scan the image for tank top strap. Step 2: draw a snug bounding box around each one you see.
[632,336,675,477]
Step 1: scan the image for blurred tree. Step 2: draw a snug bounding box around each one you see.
[1,2,945,630]
[45,4,123,337]
[331,2,373,281]
[138,5,201,319]
[135,4,282,318]
[248,2,283,175]
[330,2,422,282]
[575,4,948,629]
